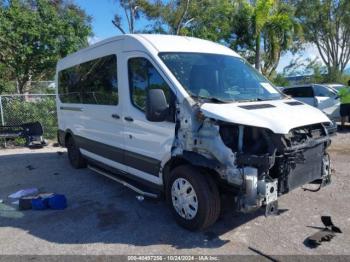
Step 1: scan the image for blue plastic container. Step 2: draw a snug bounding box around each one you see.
[48,194,67,210]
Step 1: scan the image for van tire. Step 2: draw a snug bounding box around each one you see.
[66,136,86,169]
[166,165,220,231]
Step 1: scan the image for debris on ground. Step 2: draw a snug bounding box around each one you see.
[19,197,33,210]
[25,165,36,171]
[0,199,3,204]
[20,193,67,211]
[136,195,144,202]
[8,188,38,199]
[304,216,342,248]
[11,200,19,205]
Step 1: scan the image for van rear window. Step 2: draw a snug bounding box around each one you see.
[58,55,118,105]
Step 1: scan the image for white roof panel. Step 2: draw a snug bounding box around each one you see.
[132,34,239,56]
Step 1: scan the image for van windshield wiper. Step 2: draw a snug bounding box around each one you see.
[251,97,280,102]
[191,95,231,104]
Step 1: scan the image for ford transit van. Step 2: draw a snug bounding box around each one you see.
[56,34,332,230]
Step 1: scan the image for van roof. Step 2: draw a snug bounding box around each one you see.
[132,34,239,56]
[58,34,239,66]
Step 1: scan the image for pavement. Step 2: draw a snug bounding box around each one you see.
[0,133,349,256]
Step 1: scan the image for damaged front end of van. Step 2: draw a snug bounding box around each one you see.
[172,99,332,215]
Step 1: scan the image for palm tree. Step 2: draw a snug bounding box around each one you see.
[251,0,300,76]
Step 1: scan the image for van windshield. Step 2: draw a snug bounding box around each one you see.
[159,52,283,102]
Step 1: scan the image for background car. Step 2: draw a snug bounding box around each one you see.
[283,84,340,120]
[326,83,345,92]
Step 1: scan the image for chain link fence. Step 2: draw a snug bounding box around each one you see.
[0,94,58,143]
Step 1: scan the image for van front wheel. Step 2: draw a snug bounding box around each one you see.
[166,165,220,231]
[66,136,86,169]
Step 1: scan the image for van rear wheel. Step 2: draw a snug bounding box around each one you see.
[66,136,86,169]
[166,165,220,231]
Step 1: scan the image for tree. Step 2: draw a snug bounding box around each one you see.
[137,0,233,38]
[112,0,141,34]
[126,0,299,78]
[184,0,234,41]
[272,73,289,87]
[0,64,15,94]
[0,0,92,94]
[295,0,350,81]
[231,0,300,77]
[137,0,193,35]
[283,56,327,83]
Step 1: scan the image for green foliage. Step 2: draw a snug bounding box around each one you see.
[134,0,299,78]
[183,0,234,41]
[231,0,300,77]
[230,1,255,63]
[282,56,332,84]
[271,74,289,87]
[137,0,192,35]
[0,0,92,94]
[296,0,350,80]
[0,64,16,94]
[137,0,234,39]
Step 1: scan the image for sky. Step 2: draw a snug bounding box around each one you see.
[75,0,322,74]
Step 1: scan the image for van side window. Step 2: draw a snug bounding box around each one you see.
[58,55,118,105]
[128,57,170,111]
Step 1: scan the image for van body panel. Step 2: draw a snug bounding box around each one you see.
[200,99,331,134]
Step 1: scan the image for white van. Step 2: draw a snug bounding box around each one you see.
[56,34,332,230]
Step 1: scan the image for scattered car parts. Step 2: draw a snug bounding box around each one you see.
[305,216,342,248]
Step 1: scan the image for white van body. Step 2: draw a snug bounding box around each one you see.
[56,34,332,230]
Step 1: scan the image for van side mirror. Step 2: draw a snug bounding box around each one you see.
[146,89,169,122]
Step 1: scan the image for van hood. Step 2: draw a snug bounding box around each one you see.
[200,99,331,134]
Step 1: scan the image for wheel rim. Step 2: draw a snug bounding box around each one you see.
[171,178,198,220]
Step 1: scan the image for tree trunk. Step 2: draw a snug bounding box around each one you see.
[17,77,29,94]
[327,66,341,82]
[255,33,261,70]
[17,80,26,94]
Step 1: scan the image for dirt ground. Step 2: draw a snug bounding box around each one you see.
[0,132,349,257]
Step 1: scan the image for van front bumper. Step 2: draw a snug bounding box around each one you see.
[235,133,331,215]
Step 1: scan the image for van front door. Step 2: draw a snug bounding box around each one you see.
[121,53,176,185]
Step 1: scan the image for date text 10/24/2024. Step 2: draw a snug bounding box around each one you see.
[127,256,219,261]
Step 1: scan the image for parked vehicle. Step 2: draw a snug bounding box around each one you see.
[56,34,332,230]
[326,83,345,92]
[283,84,340,120]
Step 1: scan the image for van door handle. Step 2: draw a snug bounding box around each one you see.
[124,116,134,122]
[111,114,120,119]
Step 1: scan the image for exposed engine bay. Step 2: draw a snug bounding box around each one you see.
[172,99,332,215]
